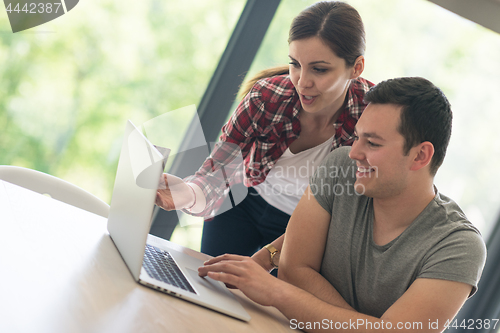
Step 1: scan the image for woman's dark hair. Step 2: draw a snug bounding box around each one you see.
[239,1,365,97]
[289,1,365,67]
[364,77,453,176]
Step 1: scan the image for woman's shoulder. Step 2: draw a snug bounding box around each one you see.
[351,77,375,93]
[347,77,375,109]
[233,74,298,125]
[250,74,297,103]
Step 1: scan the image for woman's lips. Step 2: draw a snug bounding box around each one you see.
[300,94,317,105]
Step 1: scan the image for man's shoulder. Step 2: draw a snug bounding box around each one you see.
[414,190,486,261]
[310,146,362,215]
[313,147,357,184]
[323,146,354,168]
[429,191,484,239]
[413,190,487,297]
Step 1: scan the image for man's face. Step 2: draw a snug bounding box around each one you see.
[349,103,415,199]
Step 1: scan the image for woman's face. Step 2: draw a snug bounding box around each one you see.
[288,36,358,117]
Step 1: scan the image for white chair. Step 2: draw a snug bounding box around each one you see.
[0,165,109,218]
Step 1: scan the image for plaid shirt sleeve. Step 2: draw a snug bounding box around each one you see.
[182,76,297,218]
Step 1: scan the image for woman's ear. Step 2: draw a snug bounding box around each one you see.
[410,142,434,172]
[351,55,365,79]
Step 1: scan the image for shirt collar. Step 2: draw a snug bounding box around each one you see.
[345,80,359,116]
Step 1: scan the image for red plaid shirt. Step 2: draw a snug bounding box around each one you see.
[185,74,374,217]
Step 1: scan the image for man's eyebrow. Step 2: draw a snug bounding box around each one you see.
[288,55,331,65]
[354,127,385,141]
[363,132,385,140]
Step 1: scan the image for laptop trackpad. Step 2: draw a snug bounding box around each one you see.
[185,268,231,295]
[183,267,250,321]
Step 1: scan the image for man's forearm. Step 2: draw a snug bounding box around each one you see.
[272,280,382,333]
[253,233,353,310]
[279,264,353,310]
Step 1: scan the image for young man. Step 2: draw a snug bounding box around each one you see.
[198,77,486,332]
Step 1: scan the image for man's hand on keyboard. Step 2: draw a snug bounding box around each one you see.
[198,254,283,307]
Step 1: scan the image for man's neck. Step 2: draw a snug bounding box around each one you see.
[371,181,436,246]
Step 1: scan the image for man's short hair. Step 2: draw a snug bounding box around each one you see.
[364,77,452,175]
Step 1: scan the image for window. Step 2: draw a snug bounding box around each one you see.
[2,0,499,252]
[0,0,245,210]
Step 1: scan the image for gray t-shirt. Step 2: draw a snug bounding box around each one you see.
[310,147,487,318]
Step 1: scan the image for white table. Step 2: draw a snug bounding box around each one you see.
[0,180,295,333]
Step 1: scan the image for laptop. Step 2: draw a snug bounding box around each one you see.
[107,120,250,322]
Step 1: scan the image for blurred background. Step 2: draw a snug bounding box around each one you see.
[1,0,499,250]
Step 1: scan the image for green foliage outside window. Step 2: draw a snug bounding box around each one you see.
[1,0,499,249]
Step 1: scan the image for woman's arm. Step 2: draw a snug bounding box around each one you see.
[155,173,206,213]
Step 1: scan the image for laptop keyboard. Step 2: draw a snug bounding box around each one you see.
[143,244,196,294]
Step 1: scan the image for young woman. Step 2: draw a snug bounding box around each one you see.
[156,1,374,266]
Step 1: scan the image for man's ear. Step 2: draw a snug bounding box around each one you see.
[350,56,364,79]
[410,142,434,171]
